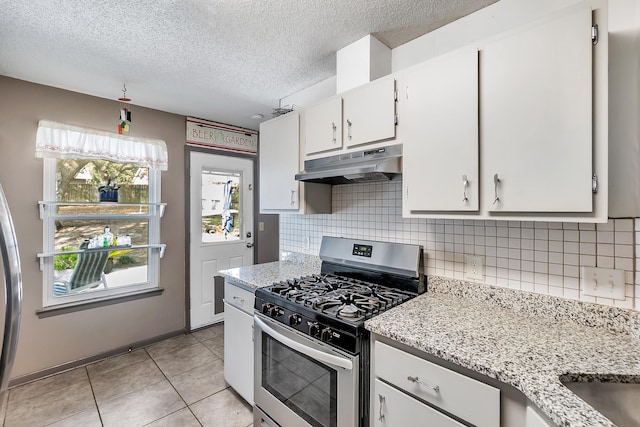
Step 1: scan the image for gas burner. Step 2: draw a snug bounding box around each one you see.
[338,304,361,318]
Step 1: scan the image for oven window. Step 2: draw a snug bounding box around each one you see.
[262,335,338,427]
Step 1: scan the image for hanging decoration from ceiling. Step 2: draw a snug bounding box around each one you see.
[117,83,132,134]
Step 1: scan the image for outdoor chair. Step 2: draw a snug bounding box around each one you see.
[53,240,109,296]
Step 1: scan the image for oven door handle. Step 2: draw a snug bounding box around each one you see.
[255,316,353,371]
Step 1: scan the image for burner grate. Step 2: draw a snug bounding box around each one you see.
[264,274,412,322]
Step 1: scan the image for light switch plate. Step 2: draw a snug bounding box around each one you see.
[464,255,484,281]
[580,266,626,300]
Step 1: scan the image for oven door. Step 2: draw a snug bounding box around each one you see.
[254,314,359,427]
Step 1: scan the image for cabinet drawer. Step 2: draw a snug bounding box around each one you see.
[375,341,499,427]
[374,379,464,427]
[224,282,255,315]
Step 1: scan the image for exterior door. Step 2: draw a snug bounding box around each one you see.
[189,151,254,329]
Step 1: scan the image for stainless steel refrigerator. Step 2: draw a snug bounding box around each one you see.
[0,183,23,390]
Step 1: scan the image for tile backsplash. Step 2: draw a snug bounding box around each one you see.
[280,181,640,311]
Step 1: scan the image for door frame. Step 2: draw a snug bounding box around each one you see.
[184,145,259,331]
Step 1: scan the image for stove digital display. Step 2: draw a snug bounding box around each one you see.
[352,244,372,257]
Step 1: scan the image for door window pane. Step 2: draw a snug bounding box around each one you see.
[201,170,241,243]
[262,335,337,427]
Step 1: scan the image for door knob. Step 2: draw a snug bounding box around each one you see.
[246,243,254,248]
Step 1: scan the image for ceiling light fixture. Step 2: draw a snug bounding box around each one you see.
[250,113,264,120]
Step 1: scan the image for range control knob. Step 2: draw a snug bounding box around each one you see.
[268,306,282,318]
[308,322,320,337]
[288,314,301,326]
[321,327,333,342]
[261,303,272,315]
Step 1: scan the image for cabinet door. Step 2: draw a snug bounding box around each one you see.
[526,405,554,427]
[304,96,343,155]
[223,301,254,405]
[480,5,593,212]
[259,113,300,211]
[374,379,464,427]
[343,75,396,148]
[404,47,479,212]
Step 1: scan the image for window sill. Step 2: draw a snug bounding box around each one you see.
[36,287,164,318]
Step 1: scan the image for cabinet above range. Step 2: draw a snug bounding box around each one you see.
[303,74,398,158]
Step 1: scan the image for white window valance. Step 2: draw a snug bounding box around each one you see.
[35,120,168,171]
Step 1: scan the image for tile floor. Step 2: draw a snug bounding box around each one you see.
[0,323,254,427]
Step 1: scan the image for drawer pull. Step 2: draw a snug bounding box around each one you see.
[232,296,245,304]
[407,376,440,393]
[378,394,385,421]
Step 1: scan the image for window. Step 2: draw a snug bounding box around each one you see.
[201,170,241,243]
[36,121,167,308]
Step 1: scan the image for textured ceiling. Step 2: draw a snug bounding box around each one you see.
[0,0,497,130]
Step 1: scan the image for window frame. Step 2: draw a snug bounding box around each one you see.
[41,158,162,308]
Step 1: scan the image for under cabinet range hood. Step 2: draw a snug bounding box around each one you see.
[295,145,402,185]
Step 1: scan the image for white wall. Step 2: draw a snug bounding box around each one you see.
[607,0,640,217]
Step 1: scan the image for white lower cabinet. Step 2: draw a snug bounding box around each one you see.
[526,405,554,427]
[374,379,464,427]
[373,341,500,427]
[223,281,255,405]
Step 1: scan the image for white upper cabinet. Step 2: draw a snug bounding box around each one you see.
[480,4,593,213]
[402,0,607,221]
[260,112,332,214]
[304,96,343,156]
[343,75,396,148]
[260,112,301,211]
[403,47,479,213]
[304,75,397,157]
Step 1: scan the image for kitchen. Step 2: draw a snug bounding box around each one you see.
[0,0,639,426]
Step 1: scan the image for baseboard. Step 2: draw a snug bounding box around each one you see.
[8,328,187,388]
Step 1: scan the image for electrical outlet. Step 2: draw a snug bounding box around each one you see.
[258,221,265,232]
[580,266,626,300]
[304,236,310,250]
[464,255,484,281]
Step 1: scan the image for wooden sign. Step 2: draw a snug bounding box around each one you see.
[186,117,258,155]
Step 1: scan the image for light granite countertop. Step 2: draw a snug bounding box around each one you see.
[218,252,321,292]
[365,276,640,427]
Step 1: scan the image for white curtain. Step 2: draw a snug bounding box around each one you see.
[35,120,168,170]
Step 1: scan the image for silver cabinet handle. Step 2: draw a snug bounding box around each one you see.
[378,394,385,421]
[462,175,469,202]
[331,122,337,143]
[290,189,295,205]
[346,119,352,140]
[493,174,501,205]
[407,376,440,393]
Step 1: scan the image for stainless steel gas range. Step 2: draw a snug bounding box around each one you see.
[254,236,425,427]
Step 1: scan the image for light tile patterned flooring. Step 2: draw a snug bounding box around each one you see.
[0,323,253,427]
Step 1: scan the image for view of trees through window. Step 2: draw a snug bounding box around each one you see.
[52,159,151,291]
[56,159,149,203]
